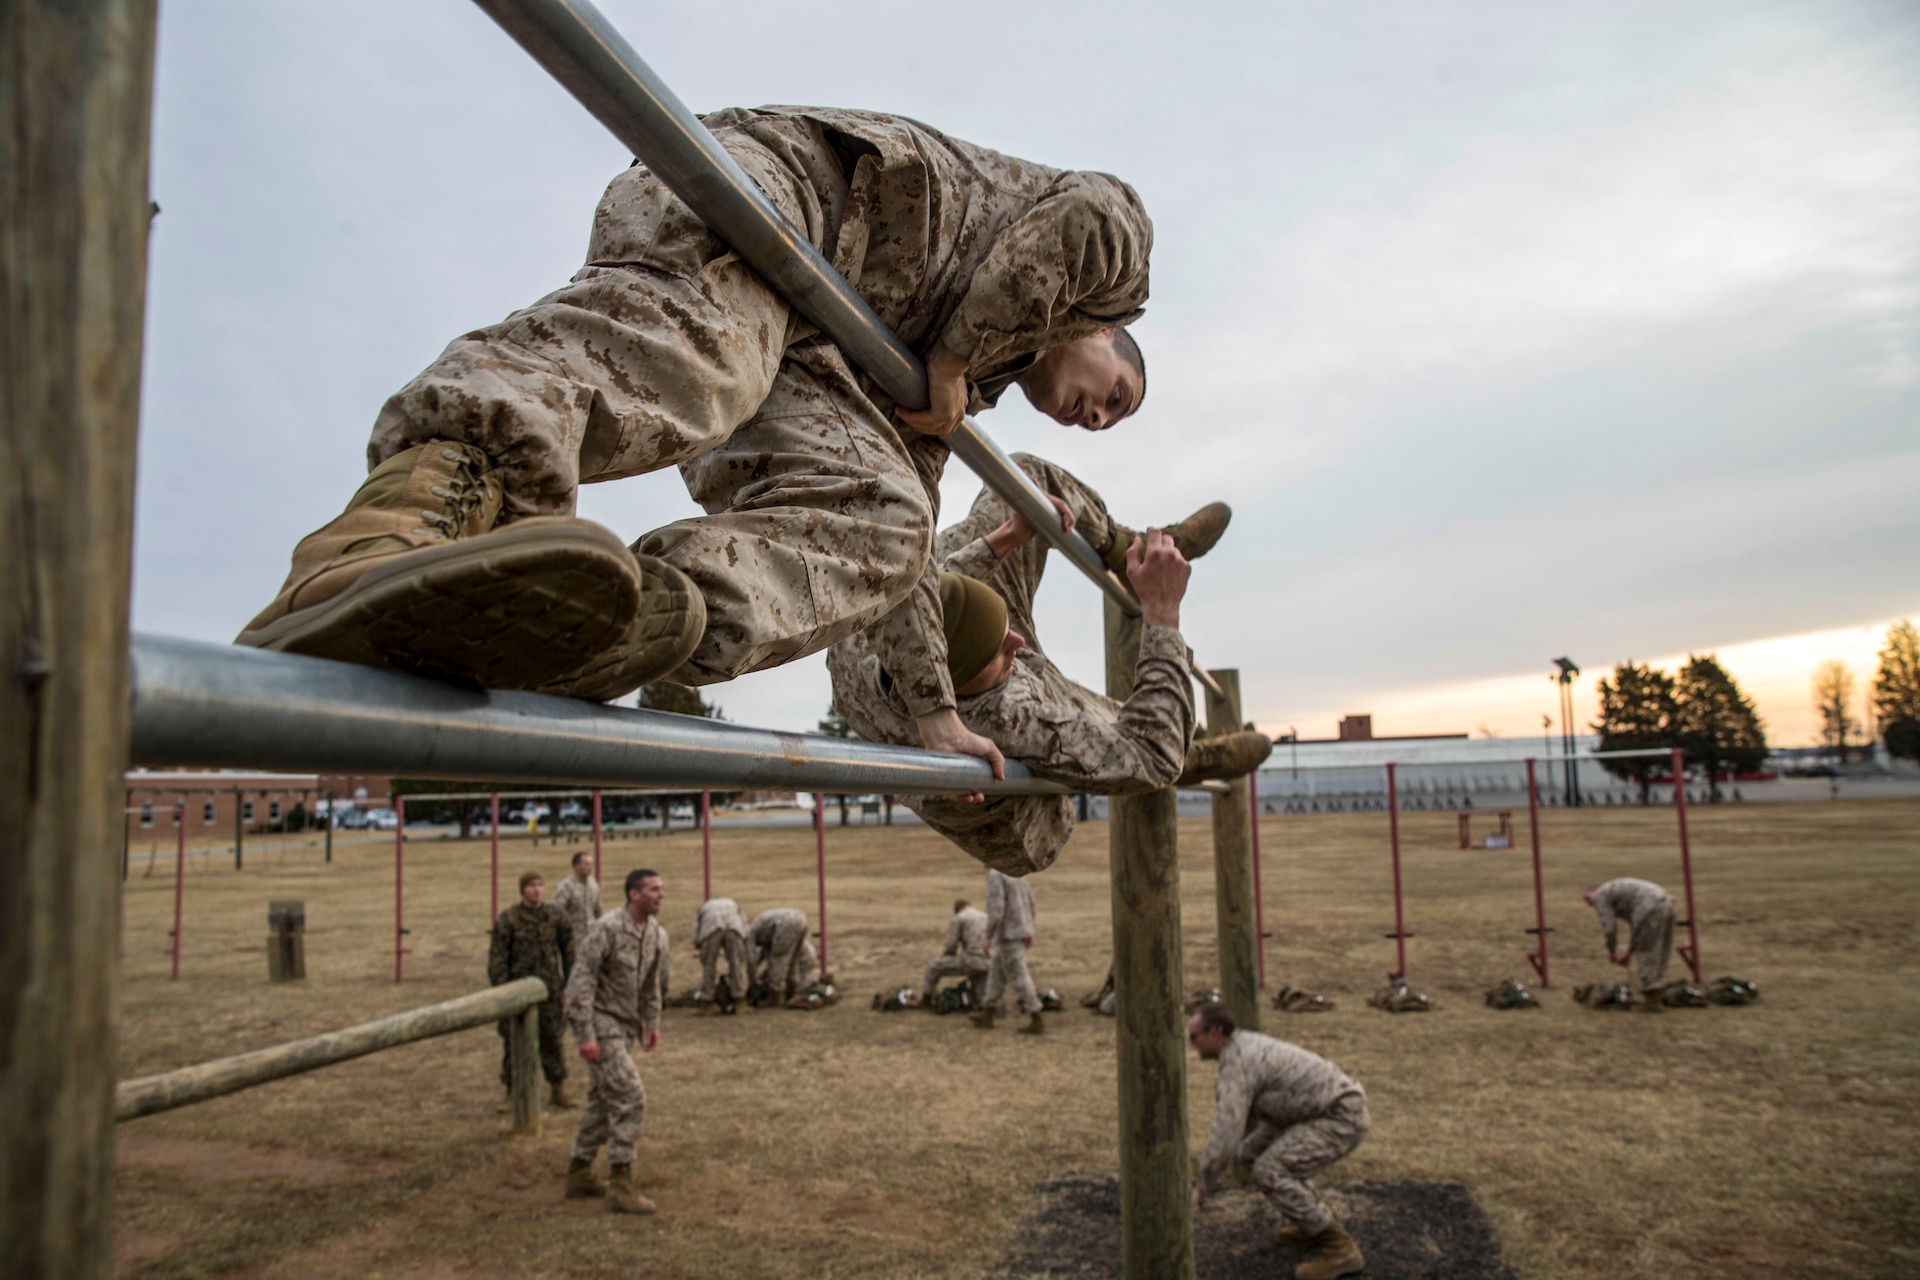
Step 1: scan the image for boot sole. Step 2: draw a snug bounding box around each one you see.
[238,520,641,690]
[533,557,708,701]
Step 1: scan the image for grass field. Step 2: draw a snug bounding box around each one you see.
[112,798,1920,1278]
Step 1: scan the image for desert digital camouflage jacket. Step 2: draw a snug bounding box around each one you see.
[1198,1032,1366,1194]
[941,906,990,958]
[1590,878,1674,949]
[566,908,667,1040]
[692,896,750,947]
[986,871,1036,944]
[551,874,603,944]
[486,902,573,996]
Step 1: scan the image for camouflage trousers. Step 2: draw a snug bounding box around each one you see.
[496,998,567,1087]
[1238,1093,1370,1235]
[571,1017,647,1165]
[697,931,750,1000]
[760,936,819,997]
[982,938,1041,1015]
[921,951,990,999]
[1628,904,1675,993]
[366,121,941,686]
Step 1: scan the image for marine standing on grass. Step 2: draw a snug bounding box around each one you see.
[487,871,576,1109]
[236,106,1153,788]
[1188,1002,1369,1280]
[565,869,668,1213]
[971,870,1044,1034]
[921,899,990,1005]
[827,454,1270,877]
[692,896,752,1003]
[552,851,603,944]
[1585,877,1676,1006]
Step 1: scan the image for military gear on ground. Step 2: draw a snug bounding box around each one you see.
[565,1156,606,1199]
[1573,982,1635,1009]
[785,979,838,1011]
[238,441,644,689]
[710,974,738,1016]
[1017,1011,1046,1035]
[1294,1221,1365,1280]
[1185,987,1224,1013]
[606,1163,655,1214]
[1708,975,1759,1006]
[1484,978,1539,1010]
[873,986,918,1012]
[1273,984,1335,1013]
[1176,730,1275,788]
[1367,983,1433,1013]
[1039,988,1065,1012]
[940,573,1010,687]
[935,984,974,1015]
[531,555,707,700]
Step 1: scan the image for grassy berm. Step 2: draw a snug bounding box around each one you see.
[113,799,1920,1278]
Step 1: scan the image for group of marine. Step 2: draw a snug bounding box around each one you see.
[234,101,1698,1280]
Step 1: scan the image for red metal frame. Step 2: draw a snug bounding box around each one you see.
[1385,763,1408,983]
[1672,747,1703,982]
[394,796,410,981]
[489,792,500,924]
[700,790,712,901]
[170,799,185,980]
[813,793,828,976]
[1524,759,1551,986]
[591,789,603,884]
[1248,770,1266,990]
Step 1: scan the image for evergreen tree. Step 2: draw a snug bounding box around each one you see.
[635,681,724,824]
[1874,620,1920,764]
[1672,654,1766,801]
[1591,661,1676,802]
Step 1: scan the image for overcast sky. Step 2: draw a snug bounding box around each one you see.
[134,1,1919,748]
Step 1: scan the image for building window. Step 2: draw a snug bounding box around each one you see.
[243,800,255,823]
[203,800,216,825]
[139,801,153,828]
[269,799,282,823]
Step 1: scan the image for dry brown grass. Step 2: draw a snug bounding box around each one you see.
[113,799,1920,1278]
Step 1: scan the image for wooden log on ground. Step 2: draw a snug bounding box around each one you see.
[115,977,549,1121]
[1104,596,1196,1280]
[1206,669,1262,1033]
[1,2,158,1275]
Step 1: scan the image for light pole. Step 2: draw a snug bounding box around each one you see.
[1287,725,1298,780]
[1552,657,1581,807]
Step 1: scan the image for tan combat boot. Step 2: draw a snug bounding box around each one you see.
[1177,730,1275,787]
[549,1079,576,1109]
[1294,1220,1365,1280]
[236,441,647,689]
[968,1007,997,1030]
[1104,502,1234,572]
[605,1163,656,1214]
[1017,1011,1045,1035]
[1273,1222,1312,1246]
[564,1156,606,1198]
[531,556,708,701]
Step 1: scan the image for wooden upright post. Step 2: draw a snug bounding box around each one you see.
[1206,669,1261,1032]
[1,2,158,1272]
[508,1004,542,1135]
[1104,596,1195,1280]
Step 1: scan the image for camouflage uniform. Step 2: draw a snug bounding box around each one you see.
[487,901,573,1086]
[565,908,668,1165]
[983,871,1042,1016]
[748,908,817,997]
[692,896,751,1000]
[552,872,603,945]
[1198,1031,1370,1235]
[827,454,1193,874]
[365,107,1150,707]
[1590,877,1676,993]
[921,904,990,999]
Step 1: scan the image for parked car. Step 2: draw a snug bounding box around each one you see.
[363,808,398,831]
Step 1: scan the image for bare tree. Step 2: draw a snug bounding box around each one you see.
[1812,660,1860,768]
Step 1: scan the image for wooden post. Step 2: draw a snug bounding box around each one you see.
[1205,670,1261,1032]
[323,790,333,863]
[1,2,157,1271]
[234,786,243,870]
[1103,596,1195,1280]
[170,803,185,979]
[508,1003,542,1135]
[489,792,500,924]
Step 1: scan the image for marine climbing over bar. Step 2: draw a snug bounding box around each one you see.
[237,107,1153,777]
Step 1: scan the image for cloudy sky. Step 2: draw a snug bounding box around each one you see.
[134,1,1919,748]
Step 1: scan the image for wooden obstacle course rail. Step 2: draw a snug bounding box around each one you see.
[115,977,551,1132]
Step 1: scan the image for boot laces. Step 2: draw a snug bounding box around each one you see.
[414,450,487,540]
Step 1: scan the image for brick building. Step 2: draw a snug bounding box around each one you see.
[122,769,390,839]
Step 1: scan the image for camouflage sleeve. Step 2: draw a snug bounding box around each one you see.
[486,913,511,987]
[937,171,1152,371]
[998,624,1192,792]
[940,536,1002,581]
[640,926,666,1035]
[1199,1058,1254,1194]
[986,873,1006,942]
[941,914,964,957]
[861,435,955,718]
[1593,895,1618,949]
[566,921,608,1040]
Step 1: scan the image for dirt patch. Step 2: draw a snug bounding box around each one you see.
[117,1133,394,1185]
[985,1174,1518,1280]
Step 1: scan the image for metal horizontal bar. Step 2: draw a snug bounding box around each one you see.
[129,635,1072,797]
[469,0,1142,621]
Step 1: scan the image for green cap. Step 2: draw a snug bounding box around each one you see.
[939,573,1009,689]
